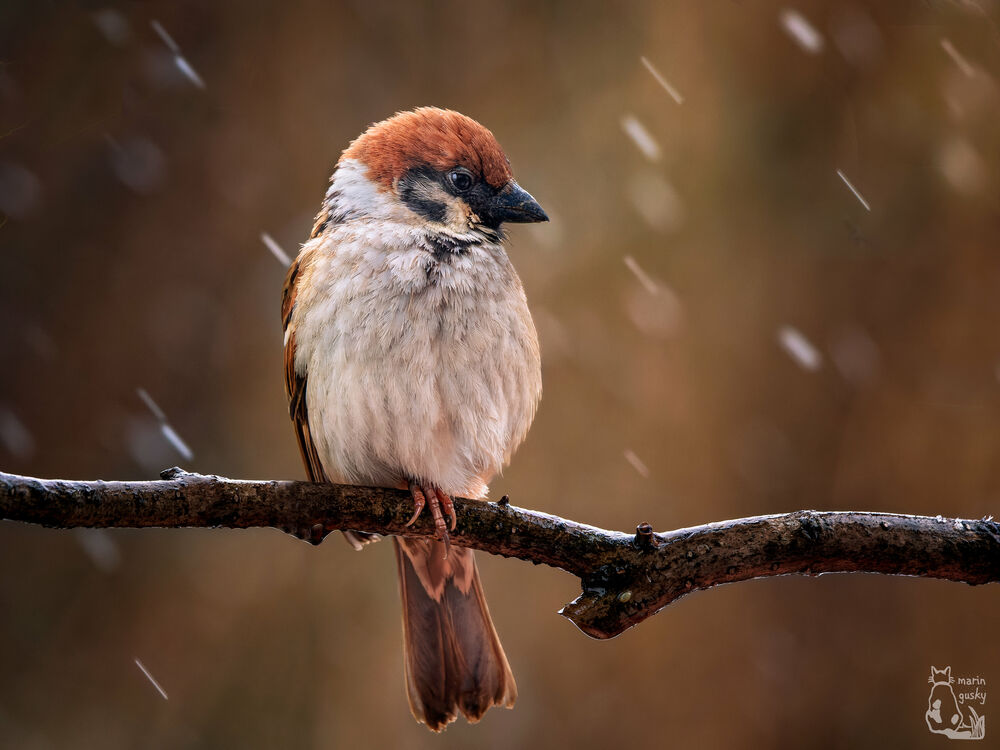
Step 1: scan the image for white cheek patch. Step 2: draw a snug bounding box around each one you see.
[330,159,476,233]
[330,159,411,223]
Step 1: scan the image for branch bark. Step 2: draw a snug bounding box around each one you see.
[2,469,998,639]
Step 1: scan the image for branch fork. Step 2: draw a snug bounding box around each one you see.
[2,469,997,639]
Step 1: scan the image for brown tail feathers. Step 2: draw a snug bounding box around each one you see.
[394,537,517,731]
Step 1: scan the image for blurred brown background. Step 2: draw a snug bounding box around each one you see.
[1,1,998,747]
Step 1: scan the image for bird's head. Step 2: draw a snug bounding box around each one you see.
[332,107,547,239]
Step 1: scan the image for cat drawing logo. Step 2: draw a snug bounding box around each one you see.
[926,666,986,740]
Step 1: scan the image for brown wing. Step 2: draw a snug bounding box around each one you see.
[283,251,378,550]
[282,254,328,484]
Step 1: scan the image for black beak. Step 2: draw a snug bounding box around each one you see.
[489,181,549,224]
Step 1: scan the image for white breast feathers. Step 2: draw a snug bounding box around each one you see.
[292,215,541,500]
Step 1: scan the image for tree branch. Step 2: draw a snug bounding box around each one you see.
[2,469,998,639]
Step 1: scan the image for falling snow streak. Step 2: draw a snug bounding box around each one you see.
[940,38,976,78]
[74,529,121,573]
[836,169,871,211]
[136,388,194,461]
[0,407,35,459]
[779,8,824,54]
[136,387,166,422]
[640,57,684,105]
[173,57,205,88]
[150,20,206,89]
[135,659,169,700]
[623,256,683,339]
[149,20,179,53]
[777,326,822,371]
[623,450,650,478]
[620,115,661,162]
[160,424,193,461]
[623,255,659,295]
[261,231,292,266]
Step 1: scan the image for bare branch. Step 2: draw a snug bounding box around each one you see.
[2,469,998,639]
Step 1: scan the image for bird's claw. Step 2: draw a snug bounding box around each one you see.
[405,483,426,527]
[406,481,455,556]
[440,493,457,531]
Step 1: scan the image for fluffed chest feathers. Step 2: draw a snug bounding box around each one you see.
[294,237,542,498]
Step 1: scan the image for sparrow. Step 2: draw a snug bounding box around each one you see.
[281,107,546,731]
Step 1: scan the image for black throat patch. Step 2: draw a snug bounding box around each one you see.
[423,234,478,261]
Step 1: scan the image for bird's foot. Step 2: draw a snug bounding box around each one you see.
[405,480,457,556]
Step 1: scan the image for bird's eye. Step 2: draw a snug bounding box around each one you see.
[448,169,474,192]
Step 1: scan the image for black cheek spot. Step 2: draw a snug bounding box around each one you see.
[399,168,448,224]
